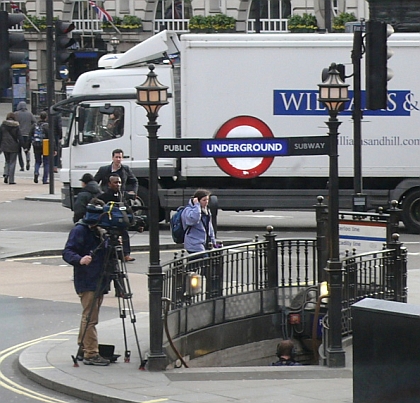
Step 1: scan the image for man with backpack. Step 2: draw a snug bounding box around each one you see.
[29,111,55,184]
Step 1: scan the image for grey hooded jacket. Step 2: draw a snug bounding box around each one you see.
[15,101,36,139]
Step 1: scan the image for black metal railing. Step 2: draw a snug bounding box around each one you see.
[340,234,407,336]
[161,200,407,366]
[161,233,318,312]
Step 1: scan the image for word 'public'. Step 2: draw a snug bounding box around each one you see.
[163,144,192,152]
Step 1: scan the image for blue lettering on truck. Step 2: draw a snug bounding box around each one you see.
[273,90,413,116]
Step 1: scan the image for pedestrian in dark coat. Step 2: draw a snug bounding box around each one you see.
[93,148,138,196]
[73,173,102,223]
[0,112,23,185]
[14,101,36,171]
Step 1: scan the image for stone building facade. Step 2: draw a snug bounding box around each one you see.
[2,0,369,94]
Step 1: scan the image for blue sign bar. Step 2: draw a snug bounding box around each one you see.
[273,89,412,117]
[157,136,329,158]
[201,138,289,158]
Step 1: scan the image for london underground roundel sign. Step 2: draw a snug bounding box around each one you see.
[214,116,275,179]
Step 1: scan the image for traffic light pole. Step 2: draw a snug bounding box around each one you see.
[351,29,366,211]
[46,0,54,194]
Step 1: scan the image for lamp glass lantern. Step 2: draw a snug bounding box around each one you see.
[135,65,169,117]
[110,36,120,53]
[318,64,349,114]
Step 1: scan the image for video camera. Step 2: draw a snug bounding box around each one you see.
[84,201,147,232]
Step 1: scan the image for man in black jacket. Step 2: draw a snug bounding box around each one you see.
[73,173,102,223]
[93,149,138,196]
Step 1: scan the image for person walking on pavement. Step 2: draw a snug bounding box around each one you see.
[73,173,102,223]
[93,148,138,197]
[29,111,55,184]
[53,113,63,173]
[0,112,23,185]
[14,101,36,171]
[62,221,111,366]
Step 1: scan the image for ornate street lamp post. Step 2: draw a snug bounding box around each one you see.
[136,64,168,371]
[110,36,120,54]
[318,63,349,368]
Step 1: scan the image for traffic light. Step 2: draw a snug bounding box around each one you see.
[55,20,75,79]
[0,11,25,89]
[365,20,394,110]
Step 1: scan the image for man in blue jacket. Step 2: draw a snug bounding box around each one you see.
[62,222,110,366]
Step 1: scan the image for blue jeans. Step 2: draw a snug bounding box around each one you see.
[34,152,49,183]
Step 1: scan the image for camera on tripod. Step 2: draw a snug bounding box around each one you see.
[84,200,147,232]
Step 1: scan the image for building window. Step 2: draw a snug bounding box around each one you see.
[247,0,291,33]
[332,0,339,16]
[154,0,192,33]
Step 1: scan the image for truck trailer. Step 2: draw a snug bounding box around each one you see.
[53,30,420,232]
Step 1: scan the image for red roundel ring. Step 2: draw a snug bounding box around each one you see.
[214,115,275,179]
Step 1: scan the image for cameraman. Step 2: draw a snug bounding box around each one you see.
[62,221,110,366]
[98,175,136,262]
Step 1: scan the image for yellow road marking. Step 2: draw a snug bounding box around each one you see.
[0,331,73,403]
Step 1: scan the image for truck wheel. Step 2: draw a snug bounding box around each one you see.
[136,186,165,223]
[401,190,420,233]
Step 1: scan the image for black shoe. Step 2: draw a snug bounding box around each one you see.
[3,176,8,184]
[34,174,38,184]
[9,182,16,185]
[19,168,24,171]
[26,163,30,171]
[43,181,49,184]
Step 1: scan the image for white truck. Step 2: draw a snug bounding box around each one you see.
[54,30,420,232]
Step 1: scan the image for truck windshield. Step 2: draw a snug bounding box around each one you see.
[76,105,125,145]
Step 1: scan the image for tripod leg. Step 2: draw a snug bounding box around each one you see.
[119,257,146,369]
[117,294,131,362]
[115,247,146,368]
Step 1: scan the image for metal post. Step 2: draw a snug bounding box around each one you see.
[254,0,261,33]
[264,226,278,289]
[46,0,54,194]
[146,117,166,371]
[387,200,401,243]
[324,0,332,32]
[352,29,366,211]
[315,196,329,282]
[387,233,407,303]
[325,116,345,368]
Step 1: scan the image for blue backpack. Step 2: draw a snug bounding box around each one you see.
[170,206,188,244]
